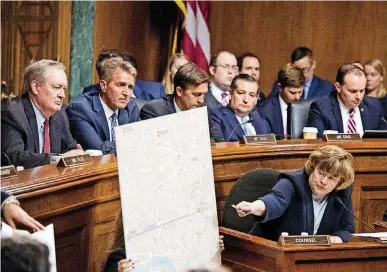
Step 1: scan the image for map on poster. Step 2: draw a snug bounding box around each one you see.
[115,107,221,272]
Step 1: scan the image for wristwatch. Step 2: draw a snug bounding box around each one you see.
[1,196,20,209]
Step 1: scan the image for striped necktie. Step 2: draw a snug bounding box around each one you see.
[347,109,356,133]
[221,92,229,106]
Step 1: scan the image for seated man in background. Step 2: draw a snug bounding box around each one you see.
[308,63,387,138]
[269,47,334,100]
[67,59,140,154]
[258,63,305,139]
[211,74,271,142]
[237,52,265,101]
[1,60,82,169]
[83,49,165,101]
[140,63,224,142]
[205,51,238,108]
[234,145,355,243]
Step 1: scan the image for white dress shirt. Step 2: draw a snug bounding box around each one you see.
[31,100,47,153]
[210,83,229,106]
[337,95,364,135]
[303,76,313,99]
[235,115,256,136]
[173,98,182,113]
[278,95,288,136]
[99,95,119,141]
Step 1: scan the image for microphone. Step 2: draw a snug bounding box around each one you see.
[226,118,254,142]
[380,117,387,124]
[335,196,378,232]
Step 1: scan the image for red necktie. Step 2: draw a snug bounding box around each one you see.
[43,119,50,153]
[347,109,356,133]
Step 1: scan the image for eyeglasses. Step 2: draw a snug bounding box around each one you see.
[214,64,238,72]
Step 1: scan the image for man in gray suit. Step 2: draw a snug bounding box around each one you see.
[140,63,225,142]
[1,60,83,169]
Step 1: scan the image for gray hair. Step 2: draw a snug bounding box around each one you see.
[100,59,137,83]
[23,59,66,93]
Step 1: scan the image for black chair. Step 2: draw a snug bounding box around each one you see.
[291,99,315,139]
[221,168,281,234]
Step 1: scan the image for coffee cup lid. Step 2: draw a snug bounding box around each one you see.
[303,127,318,133]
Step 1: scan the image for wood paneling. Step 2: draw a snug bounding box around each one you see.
[210,1,387,95]
[93,1,173,83]
[2,140,387,271]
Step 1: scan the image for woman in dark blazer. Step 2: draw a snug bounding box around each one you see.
[234,145,355,243]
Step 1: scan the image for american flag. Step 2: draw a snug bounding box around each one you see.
[175,0,211,72]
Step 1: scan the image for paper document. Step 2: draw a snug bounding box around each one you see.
[32,224,57,272]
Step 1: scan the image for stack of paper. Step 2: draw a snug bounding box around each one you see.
[351,232,387,243]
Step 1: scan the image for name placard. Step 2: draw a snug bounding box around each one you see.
[243,134,277,145]
[56,154,93,168]
[278,235,331,246]
[0,165,17,179]
[324,133,361,142]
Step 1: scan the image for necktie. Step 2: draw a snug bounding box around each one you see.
[43,119,50,153]
[347,109,356,133]
[242,117,255,136]
[301,86,306,100]
[110,113,118,142]
[286,103,292,139]
[221,92,229,106]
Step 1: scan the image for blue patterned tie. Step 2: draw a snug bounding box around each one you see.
[110,113,118,142]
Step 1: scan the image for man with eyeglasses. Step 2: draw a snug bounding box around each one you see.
[269,47,334,100]
[205,51,238,108]
[211,74,271,142]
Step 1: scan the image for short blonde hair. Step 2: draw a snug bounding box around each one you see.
[100,59,137,84]
[364,59,386,98]
[305,145,354,190]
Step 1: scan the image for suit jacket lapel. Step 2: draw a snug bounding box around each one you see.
[274,98,284,135]
[49,114,61,152]
[92,95,110,140]
[22,96,40,153]
[307,76,318,99]
[331,93,344,133]
[302,177,315,234]
[359,102,369,130]
[224,108,244,139]
[165,95,177,114]
[250,110,264,134]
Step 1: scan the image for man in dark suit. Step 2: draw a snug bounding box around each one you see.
[211,74,271,142]
[237,52,265,102]
[258,64,306,139]
[308,63,387,137]
[269,47,334,100]
[82,50,165,101]
[1,60,82,169]
[67,59,140,154]
[140,63,224,142]
[205,51,238,108]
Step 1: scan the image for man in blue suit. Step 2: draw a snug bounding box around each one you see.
[258,64,305,139]
[82,49,165,101]
[308,63,387,138]
[269,47,334,100]
[67,59,140,154]
[211,74,271,142]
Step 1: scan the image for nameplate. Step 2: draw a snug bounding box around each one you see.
[0,165,17,179]
[324,133,361,142]
[243,134,277,145]
[56,154,93,168]
[278,235,331,246]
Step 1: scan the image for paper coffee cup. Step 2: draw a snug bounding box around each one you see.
[303,127,318,139]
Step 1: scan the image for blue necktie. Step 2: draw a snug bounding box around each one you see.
[110,113,118,142]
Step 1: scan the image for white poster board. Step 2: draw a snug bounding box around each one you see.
[32,224,57,272]
[115,107,221,271]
